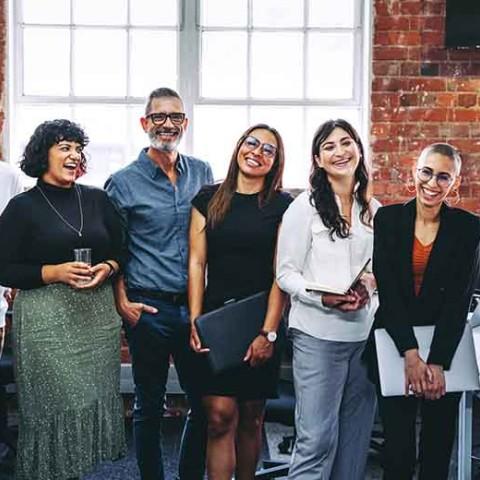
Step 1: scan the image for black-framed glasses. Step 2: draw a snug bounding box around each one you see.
[416,167,454,188]
[243,135,277,159]
[146,112,186,126]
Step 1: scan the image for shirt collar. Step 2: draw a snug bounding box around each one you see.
[138,148,186,179]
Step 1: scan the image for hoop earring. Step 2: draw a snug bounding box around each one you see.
[406,178,416,194]
[446,189,460,206]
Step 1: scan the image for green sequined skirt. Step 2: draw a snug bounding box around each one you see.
[13,283,126,480]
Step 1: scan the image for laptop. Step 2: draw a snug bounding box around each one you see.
[375,323,480,397]
[195,291,269,374]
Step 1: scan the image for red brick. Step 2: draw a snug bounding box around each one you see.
[400,93,419,107]
[400,1,423,15]
[374,46,409,61]
[401,62,420,76]
[458,94,477,108]
[408,47,422,61]
[423,16,444,31]
[372,93,400,109]
[448,49,480,61]
[435,93,456,108]
[424,1,445,16]
[372,138,401,153]
[371,123,391,137]
[451,109,478,122]
[421,31,444,46]
[408,108,448,122]
[447,79,480,93]
[373,61,401,76]
[408,78,446,92]
[375,15,410,31]
[375,1,401,16]
[422,46,448,62]
[372,77,410,92]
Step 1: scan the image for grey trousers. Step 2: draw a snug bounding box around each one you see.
[288,328,376,480]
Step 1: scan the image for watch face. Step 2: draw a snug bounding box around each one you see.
[267,331,277,342]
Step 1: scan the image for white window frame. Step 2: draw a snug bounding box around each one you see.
[7,0,372,183]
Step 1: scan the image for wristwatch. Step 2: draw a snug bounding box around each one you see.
[259,329,277,343]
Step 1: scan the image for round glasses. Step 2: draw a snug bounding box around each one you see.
[146,112,186,126]
[416,167,454,188]
[243,135,277,159]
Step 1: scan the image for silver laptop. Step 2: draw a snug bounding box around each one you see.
[375,323,480,397]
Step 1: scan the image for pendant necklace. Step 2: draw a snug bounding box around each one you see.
[36,184,84,237]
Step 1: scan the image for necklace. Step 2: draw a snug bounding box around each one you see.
[36,184,84,237]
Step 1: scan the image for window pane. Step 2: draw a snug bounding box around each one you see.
[193,106,248,179]
[201,0,247,27]
[11,104,73,186]
[250,106,307,188]
[128,106,149,161]
[201,32,247,99]
[251,33,303,99]
[252,0,304,27]
[308,0,356,27]
[23,27,70,96]
[22,0,70,24]
[307,33,354,100]
[306,107,362,148]
[73,105,128,187]
[130,30,177,97]
[73,29,127,96]
[73,0,127,25]
[130,0,178,26]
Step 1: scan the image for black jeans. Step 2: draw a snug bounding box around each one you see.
[125,292,207,480]
[378,392,461,480]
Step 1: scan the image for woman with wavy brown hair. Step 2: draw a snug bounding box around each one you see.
[188,123,292,479]
[277,119,380,480]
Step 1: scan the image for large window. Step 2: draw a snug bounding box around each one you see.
[9,0,371,187]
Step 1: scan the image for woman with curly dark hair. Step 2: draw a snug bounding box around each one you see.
[276,119,380,479]
[0,119,126,479]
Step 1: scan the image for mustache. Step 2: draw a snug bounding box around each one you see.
[154,127,180,135]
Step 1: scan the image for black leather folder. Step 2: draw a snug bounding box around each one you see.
[195,291,269,374]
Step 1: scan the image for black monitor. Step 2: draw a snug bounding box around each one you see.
[445,0,480,48]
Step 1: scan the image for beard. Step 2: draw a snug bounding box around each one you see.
[148,128,183,152]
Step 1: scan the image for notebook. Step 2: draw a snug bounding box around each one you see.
[195,291,269,374]
[305,258,371,295]
[375,323,480,397]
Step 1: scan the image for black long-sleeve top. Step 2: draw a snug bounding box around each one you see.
[0,179,125,290]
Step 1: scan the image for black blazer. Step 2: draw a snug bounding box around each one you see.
[371,199,480,371]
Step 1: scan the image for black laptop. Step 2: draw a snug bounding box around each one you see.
[195,291,269,374]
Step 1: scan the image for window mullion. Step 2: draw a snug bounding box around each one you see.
[178,0,198,154]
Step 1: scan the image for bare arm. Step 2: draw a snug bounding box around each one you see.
[188,207,209,353]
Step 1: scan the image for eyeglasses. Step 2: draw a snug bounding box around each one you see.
[416,167,454,188]
[243,136,277,159]
[146,112,186,126]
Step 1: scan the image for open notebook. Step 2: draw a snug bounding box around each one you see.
[305,258,371,295]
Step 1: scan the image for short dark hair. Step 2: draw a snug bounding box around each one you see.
[418,142,462,175]
[20,119,89,178]
[145,87,184,115]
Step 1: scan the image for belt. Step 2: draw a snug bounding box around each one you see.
[128,289,187,306]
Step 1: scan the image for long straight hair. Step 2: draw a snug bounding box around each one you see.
[207,123,285,229]
[309,119,372,239]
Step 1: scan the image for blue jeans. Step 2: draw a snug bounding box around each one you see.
[125,292,206,480]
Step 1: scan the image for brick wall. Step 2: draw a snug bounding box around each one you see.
[371,0,480,212]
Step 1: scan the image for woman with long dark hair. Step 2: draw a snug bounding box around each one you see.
[0,119,125,480]
[276,119,379,479]
[370,143,480,479]
[188,124,292,479]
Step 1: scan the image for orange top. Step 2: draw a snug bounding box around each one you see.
[412,237,434,296]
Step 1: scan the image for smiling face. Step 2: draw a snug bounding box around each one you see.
[413,152,460,209]
[236,128,278,180]
[315,127,360,181]
[41,141,83,187]
[141,96,188,153]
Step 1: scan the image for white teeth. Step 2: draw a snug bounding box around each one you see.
[246,158,261,167]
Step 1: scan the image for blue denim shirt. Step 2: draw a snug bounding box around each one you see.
[105,148,213,292]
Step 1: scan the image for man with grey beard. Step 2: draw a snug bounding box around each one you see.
[106,87,213,480]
